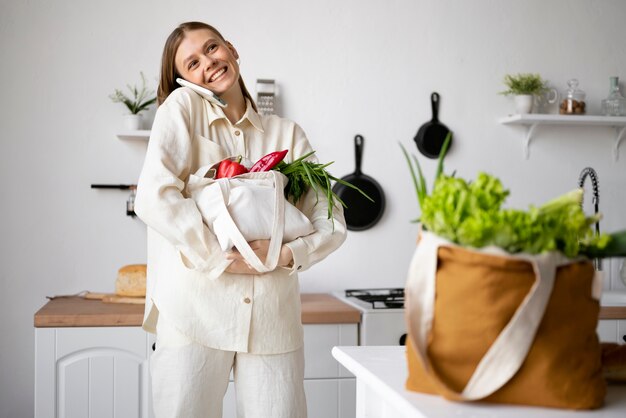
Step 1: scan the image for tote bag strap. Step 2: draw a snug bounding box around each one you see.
[215,171,285,273]
[406,232,570,400]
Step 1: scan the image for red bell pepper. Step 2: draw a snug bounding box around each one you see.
[216,156,248,178]
[249,150,289,173]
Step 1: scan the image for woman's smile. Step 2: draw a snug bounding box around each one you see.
[207,66,227,84]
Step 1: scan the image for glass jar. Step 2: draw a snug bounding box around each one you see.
[560,79,586,115]
[601,76,626,116]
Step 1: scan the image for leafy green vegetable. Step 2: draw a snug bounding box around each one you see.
[400,132,452,219]
[421,175,609,257]
[401,133,625,258]
[275,151,372,221]
[581,230,626,258]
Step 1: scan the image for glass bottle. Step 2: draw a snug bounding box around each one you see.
[601,76,626,116]
[560,79,586,115]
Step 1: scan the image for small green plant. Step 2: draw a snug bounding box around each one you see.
[500,73,547,96]
[109,72,157,114]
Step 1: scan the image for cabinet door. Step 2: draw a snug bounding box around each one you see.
[303,323,358,378]
[304,378,356,418]
[305,379,339,418]
[35,327,151,418]
[619,320,626,344]
[597,320,626,344]
[338,378,356,418]
[598,320,618,343]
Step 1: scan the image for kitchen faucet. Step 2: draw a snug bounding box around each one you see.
[578,167,601,271]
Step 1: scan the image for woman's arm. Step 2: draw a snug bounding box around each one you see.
[134,94,229,278]
[282,124,348,274]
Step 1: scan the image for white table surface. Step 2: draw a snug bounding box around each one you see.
[332,346,626,418]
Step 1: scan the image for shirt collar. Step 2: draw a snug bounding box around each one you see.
[206,98,264,133]
[242,100,264,132]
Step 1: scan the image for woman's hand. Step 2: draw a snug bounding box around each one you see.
[224,240,294,275]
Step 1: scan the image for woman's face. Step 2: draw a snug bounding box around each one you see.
[175,29,240,96]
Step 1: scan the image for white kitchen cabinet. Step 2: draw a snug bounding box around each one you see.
[34,327,155,418]
[35,323,357,418]
[597,319,626,344]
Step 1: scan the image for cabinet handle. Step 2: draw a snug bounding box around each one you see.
[399,334,407,346]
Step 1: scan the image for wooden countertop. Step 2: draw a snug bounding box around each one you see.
[599,306,626,320]
[33,293,626,328]
[33,293,361,328]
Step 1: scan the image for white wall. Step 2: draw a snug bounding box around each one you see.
[1,0,625,416]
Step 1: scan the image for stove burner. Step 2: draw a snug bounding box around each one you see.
[345,288,405,309]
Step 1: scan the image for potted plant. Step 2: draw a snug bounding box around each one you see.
[500,73,548,114]
[109,72,157,130]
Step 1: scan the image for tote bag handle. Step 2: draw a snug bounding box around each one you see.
[214,171,285,273]
[405,232,572,400]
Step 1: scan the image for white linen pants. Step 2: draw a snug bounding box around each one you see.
[150,316,307,418]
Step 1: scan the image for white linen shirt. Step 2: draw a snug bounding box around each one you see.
[134,87,346,354]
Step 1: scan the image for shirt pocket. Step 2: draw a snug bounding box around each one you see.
[192,133,227,169]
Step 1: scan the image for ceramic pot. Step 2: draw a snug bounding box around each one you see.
[514,95,534,114]
[124,114,143,130]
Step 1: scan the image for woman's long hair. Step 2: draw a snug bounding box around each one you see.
[157,21,256,110]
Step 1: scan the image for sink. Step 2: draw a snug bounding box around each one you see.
[601,290,626,306]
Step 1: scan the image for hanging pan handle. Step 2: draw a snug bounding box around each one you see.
[431,92,440,122]
[354,134,364,175]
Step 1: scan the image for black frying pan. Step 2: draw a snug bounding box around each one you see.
[332,135,385,231]
[414,92,452,159]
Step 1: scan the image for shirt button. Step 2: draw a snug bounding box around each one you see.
[234,130,241,136]
[243,297,251,304]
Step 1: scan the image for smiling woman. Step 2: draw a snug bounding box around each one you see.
[133,21,347,418]
[156,22,257,116]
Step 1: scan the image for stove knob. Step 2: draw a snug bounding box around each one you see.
[399,334,407,346]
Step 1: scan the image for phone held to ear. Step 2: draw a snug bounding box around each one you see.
[176,78,227,107]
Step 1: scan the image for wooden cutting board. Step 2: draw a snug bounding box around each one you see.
[84,292,145,305]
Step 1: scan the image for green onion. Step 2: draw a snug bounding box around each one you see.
[274,151,373,222]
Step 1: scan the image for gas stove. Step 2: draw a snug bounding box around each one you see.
[334,288,407,346]
[344,288,405,310]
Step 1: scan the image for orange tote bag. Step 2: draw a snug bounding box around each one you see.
[404,232,606,410]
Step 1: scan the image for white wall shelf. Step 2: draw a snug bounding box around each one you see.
[116,130,150,141]
[498,114,626,161]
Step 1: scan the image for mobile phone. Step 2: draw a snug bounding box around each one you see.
[176,78,227,107]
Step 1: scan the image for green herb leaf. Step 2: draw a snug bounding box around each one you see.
[275,151,373,222]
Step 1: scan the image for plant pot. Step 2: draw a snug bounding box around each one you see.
[514,95,534,114]
[123,114,143,130]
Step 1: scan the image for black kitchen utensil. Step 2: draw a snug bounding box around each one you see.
[332,135,385,231]
[414,92,452,159]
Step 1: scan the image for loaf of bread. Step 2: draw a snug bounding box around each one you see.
[115,264,147,297]
[601,342,626,383]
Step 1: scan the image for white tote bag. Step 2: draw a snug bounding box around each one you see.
[187,167,314,273]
